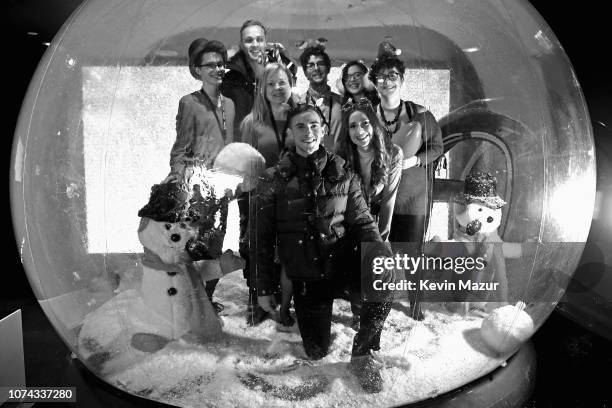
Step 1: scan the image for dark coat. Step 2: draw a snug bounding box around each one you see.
[220,50,255,141]
[252,147,394,295]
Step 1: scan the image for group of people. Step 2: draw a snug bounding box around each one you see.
[163,19,444,393]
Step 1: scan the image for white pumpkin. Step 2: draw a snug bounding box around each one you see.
[480,301,535,354]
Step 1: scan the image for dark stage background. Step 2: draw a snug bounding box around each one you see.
[5,1,612,407]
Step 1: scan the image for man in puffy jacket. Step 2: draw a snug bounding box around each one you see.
[252,103,395,393]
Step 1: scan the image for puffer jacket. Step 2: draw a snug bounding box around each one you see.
[252,146,394,295]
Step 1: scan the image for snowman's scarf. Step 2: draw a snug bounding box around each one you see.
[141,247,184,273]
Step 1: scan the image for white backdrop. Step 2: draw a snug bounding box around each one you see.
[83,66,449,253]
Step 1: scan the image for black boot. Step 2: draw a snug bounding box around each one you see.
[276,306,296,332]
[350,353,384,393]
[205,278,224,314]
[246,288,269,326]
[350,300,392,392]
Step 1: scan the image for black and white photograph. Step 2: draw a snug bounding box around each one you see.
[4,0,611,407]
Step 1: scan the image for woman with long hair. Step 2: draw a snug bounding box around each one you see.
[240,62,299,167]
[240,62,299,329]
[337,99,402,242]
[336,98,402,331]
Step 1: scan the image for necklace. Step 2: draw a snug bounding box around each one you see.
[379,101,402,136]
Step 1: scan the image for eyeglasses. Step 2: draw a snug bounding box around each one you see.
[346,72,364,81]
[198,61,225,70]
[376,71,401,83]
[305,62,328,71]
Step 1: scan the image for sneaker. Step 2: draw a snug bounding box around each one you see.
[350,354,384,393]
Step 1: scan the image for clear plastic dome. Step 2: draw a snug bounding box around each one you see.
[11,0,595,406]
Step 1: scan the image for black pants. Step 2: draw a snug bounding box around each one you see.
[389,214,426,244]
[292,275,392,360]
[237,192,251,285]
[389,214,426,320]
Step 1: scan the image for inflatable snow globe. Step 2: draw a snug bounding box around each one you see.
[11,0,595,406]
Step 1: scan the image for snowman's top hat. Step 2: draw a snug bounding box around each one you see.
[138,182,190,223]
[455,171,506,209]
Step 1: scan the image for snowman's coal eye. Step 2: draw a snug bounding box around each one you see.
[164,223,171,230]
[487,216,494,223]
[478,208,483,212]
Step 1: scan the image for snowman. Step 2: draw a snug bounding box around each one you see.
[448,171,522,314]
[77,143,262,374]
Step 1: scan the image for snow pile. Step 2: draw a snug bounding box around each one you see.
[76,269,512,407]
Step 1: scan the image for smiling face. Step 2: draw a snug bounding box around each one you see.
[304,54,329,86]
[348,110,373,150]
[265,69,292,105]
[288,110,324,157]
[195,51,225,87]
[345,64,365,96]
[240,24,266,63]
[375,67,403,98]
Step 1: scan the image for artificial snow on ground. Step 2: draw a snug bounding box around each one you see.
[78,269,508,408]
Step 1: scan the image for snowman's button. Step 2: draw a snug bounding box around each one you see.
[487,216,494,223]
[167,287,177,296]
[167,271,177,276]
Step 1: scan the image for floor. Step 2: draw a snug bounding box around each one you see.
[1,285,611,408]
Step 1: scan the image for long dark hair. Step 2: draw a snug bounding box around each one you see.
[336,103,392,189]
